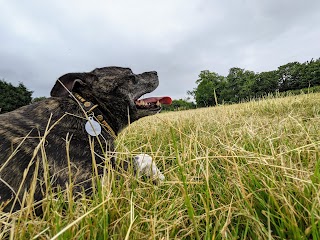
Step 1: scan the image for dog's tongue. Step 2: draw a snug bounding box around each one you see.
[139,96,172,105]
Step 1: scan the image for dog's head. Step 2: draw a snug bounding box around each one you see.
[50,67,171,132]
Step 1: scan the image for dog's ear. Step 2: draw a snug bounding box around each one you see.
[50,73,87,97]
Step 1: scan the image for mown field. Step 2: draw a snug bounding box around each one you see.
[1,93,320,239]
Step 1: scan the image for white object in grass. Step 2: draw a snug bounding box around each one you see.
[134,154,165,181]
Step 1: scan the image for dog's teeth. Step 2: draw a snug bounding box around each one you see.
[136,100,157,107]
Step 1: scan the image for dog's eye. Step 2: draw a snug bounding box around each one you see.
[129,75,138,84]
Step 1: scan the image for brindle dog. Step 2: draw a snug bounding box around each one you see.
[0,66,170,212]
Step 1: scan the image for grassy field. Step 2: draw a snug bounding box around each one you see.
[1,93,320,239]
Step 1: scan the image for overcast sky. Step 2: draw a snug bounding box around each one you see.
[1,0,320,99]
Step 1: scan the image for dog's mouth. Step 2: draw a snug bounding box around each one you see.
[135,97,172,111]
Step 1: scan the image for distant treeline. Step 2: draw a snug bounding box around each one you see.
[2,57,320,113]
[188,58,320,107]
[162,98,196,111]
[0,80,33,113]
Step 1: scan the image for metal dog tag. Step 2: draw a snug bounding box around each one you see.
[85,117,101,136]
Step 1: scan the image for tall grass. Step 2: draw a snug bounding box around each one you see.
[1,93,320,239]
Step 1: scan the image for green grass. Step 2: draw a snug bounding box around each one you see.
[1,93,320,239]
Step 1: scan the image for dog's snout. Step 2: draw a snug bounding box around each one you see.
[139,71,158,81]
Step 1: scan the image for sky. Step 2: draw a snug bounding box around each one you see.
[0,0,320,100]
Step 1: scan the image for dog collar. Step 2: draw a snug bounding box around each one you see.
[73,93,117,138]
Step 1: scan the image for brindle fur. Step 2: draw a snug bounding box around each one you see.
[0,67,159,211]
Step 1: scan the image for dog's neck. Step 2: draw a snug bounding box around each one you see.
[72,92,117,138]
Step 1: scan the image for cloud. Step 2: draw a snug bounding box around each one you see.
[0,0,320,100]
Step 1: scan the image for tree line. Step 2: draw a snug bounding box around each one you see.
[189,58,320,107]
[0,80,33,113]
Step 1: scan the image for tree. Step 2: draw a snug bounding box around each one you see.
[223,67,256,102]
[238,69,256,100]
[303,58,320,87]
[0,80,33,113]
[277,62,302,91]
[192,70,226,107]
[252,70,278,96]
